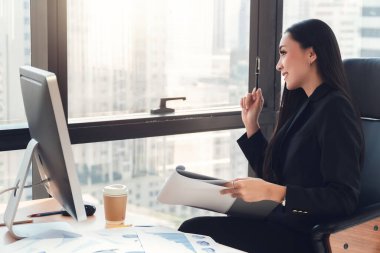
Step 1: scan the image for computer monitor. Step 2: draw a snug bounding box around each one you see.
[3,66,86,239]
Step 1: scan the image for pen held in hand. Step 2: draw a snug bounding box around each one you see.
[255,56,260,90]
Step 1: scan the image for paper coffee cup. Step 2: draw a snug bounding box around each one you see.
[103,184,128,224]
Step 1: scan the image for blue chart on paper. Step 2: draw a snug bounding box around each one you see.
[152,233,196,252]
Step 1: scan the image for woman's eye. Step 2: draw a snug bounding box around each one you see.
[280,51,286,56]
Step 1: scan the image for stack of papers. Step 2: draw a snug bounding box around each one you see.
[4,225,231,253]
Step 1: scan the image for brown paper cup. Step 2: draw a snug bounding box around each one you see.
[103,184,128,225]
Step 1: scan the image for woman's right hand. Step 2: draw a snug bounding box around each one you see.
[240,88,264,138]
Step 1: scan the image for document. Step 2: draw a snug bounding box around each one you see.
[158,166,279,218]
[2,229,116,253]
[3,226,235,253]
[138,231,223,253]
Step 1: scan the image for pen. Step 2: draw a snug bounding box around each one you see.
[255,56,260,90]
[28,210,63,218]
[0,219,33,227]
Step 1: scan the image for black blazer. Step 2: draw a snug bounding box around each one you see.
[237,84,364,232]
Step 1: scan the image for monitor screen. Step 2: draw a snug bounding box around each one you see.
[4,66,86,238]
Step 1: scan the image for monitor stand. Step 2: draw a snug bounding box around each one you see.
[3,139,70,239]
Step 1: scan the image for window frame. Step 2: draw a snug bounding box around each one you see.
[0,0,283,152]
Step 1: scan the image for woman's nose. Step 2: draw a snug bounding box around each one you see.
[276,60,283,71]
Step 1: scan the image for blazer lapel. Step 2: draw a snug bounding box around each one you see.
[281,99,310,142]
[271,99,310,181]
[278,83,331,144]
[271,84,332,180]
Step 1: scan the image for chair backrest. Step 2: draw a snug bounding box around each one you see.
[358,119,380,208]
[343,58,380,208]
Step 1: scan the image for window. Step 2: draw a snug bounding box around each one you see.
[361,49,380,57]
[67,0,250,118]
[64,3,274,222]
[0,0,282,219]
[73,129,247,227]
[283,0,380,59]
[0,150,32,204]
[0,0,30,125]
[361,28,380,38]
[0,1,31,202]
[362,7,380,17]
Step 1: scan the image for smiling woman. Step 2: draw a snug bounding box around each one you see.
[179,19,364,253]
[276,33,322,95]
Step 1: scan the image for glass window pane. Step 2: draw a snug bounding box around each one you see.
[67,0,250,118]
[0,0,30,125]
[283,1,380,59]
[0,150,32,205]
[73,129,247,228]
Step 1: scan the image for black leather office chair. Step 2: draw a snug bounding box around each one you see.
[312,58,380,253]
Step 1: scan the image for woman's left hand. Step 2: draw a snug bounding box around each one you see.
[220,177,286,203]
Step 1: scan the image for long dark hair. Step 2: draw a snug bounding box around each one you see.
[262,19,353,182]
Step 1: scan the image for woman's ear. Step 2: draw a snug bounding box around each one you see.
[308,47,317,64]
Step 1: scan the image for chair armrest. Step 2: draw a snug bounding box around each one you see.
[312,203,380,240]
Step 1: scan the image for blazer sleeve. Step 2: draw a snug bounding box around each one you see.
[237,130,268,178]
[284,96,363,220]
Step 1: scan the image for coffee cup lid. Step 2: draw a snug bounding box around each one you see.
[103,184,128,196]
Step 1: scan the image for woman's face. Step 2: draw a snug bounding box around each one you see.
[276,33,315,90]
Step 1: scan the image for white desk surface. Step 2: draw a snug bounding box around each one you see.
[0,198,245,252]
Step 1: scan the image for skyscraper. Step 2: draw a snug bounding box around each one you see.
[0,0,31,204]
[360,0,380,57]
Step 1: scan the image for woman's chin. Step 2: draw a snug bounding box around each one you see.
[285,81,302,91]
[285,82,296,90]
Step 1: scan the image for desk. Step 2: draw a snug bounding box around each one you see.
[0,198,245,252]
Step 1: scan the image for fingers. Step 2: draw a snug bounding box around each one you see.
[220,180,241,197]
[243,88,263,108]
[220,188,241,198]
[223,181,232,188]
[220,188,242,199]
[257,88,264,105]
[220,188,233,195]
[243,88,256,110]
[251,87,257,95]
[231,193,243,198]
[245,93,253,109]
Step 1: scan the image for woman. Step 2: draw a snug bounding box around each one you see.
[178,19,364,253]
